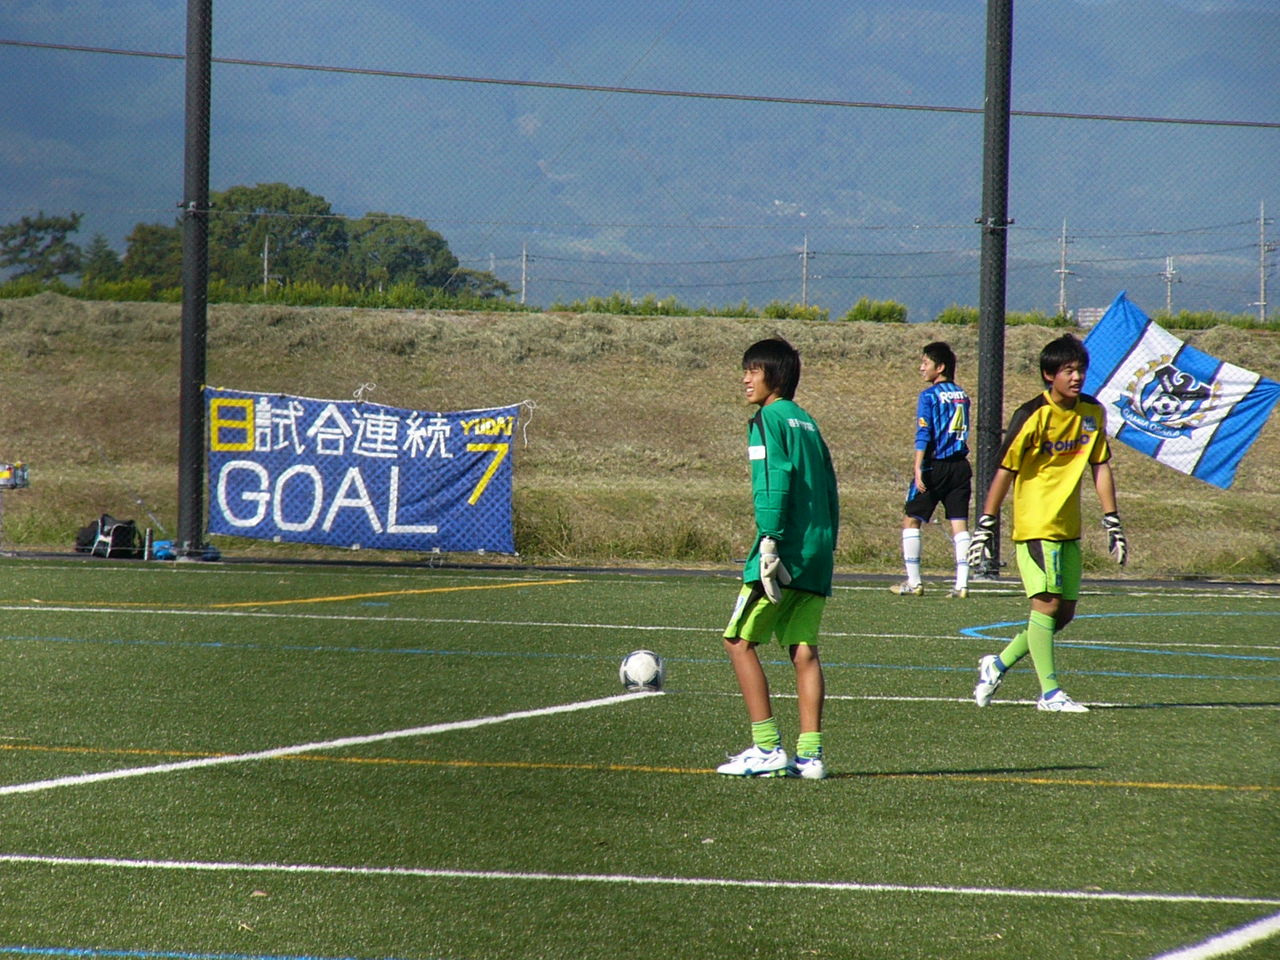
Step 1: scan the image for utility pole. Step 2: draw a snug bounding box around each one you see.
[260,235,281,294]
[261,235,271,295]
[1054,219,1073,319]
[1255,200,1274,322]
[800,234,810,308]
[520,243,528,305]
[1159,256,1180,314]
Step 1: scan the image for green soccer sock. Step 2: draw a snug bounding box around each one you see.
[751,717,782,751]
[1025,610,1060,695]
[998,629,1030,669]
[795,731,823,759]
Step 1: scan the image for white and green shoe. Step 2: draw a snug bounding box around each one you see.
[716,744,789,777]
[787,755,828,780]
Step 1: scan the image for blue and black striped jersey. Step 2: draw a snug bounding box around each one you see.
[915,381,971,461]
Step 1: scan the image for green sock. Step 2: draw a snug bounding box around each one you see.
[751,717,781,751]
[795,731,823,759]
[1026,610,1059,694]
[998,629,1030,669]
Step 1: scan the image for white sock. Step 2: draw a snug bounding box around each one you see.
[902,528,922,586]
[953,531,972,589]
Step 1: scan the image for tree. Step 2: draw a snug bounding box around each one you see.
[122,222,182,290]
[80,233,124,283]
[451,267,514,299]
[208,183,348,287]
[109,181,503,299]
[0,211,83,280]
[347,213,459,290]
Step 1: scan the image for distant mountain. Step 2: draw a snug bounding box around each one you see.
[1,0,1274,319]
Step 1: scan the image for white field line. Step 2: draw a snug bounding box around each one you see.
[3,604,1279,652]
[0,852,1275,908]
[1147,910,1280,959]
[8,560,1280,597]
[0,692,659,797]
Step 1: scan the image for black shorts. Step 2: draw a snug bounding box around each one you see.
[903,458,971,522]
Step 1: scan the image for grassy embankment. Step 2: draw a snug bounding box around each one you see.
[1,292,1277,578]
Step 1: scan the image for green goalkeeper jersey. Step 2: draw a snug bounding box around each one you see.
[744,398,839,596]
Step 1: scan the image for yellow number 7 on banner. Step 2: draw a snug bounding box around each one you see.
[466,443,509,505]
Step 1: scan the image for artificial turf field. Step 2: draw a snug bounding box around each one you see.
[0,557,1275,960]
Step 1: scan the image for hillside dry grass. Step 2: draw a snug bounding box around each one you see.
[1,292,1277,578]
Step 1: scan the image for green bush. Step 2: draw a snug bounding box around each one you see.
[0,277,533,313]
[1157,310,1278,331]
[762,300,829,321]
[1007,309,1074,327]
[935,303,978,325]
[840,296,907,323]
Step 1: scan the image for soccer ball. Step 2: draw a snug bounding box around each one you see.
[619,649,665,692]
[1146,391,1184,419]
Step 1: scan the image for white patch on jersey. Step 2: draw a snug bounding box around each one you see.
[748,444,767,460]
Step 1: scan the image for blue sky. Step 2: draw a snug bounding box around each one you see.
[1,0,1276,318]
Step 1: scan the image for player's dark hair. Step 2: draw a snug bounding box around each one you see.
[742,337,801,400]
[1040,333,1090,378]
[921,341,956,380]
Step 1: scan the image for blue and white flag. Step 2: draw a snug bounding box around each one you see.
[1082,292,1280,489]
[206,388,521,552]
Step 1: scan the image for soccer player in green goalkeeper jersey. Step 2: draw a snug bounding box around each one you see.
[717,338,840,780]
[968,334,1128,713]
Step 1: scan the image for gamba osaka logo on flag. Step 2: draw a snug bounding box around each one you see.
[1117,359,1220,439]
[1083,292,1280,489]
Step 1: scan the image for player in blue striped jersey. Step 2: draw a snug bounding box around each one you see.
[892,342,973,598]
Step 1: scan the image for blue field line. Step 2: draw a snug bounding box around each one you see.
[1056,642,1280,662]
[961,610,1280,642]
[0,634,1269,683]
[0,949,429,960]
[2,632,1269,686]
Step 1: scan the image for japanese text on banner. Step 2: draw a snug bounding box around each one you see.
[206,388,519,552]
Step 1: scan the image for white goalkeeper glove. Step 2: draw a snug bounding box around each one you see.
[1101,512,1128,565]
[758,536,792,603]
[967,514,997,570]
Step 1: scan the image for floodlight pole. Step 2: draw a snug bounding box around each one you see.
[973,0,1014,578]
[177,0,212,558]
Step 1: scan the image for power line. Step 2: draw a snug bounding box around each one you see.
[4,38,1279,130]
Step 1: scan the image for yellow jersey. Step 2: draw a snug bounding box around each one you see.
[998,391,1111,542]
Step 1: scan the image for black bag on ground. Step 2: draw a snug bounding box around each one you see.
[75,514,142,559]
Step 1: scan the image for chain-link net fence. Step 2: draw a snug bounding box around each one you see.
[3,3,1276,321]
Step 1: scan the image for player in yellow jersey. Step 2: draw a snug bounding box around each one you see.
[967,334,1129,712]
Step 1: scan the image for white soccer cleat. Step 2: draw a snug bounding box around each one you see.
[890,580,924,597]
[1037,690,1089,713]
[716,744,789,777]
[948,588,969,599]
[787,755,828,780]
[974,654,1004,707]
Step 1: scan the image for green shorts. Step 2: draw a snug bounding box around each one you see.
[1015,539,1082,601]
[723,583,827,647]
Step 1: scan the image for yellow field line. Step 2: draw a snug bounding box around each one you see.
[17,578,583,610]
[207,578,583,608]
[2,742,1274,792]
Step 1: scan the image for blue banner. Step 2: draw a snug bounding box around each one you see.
[1083,292,1280,489]
[206,388,518,553]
